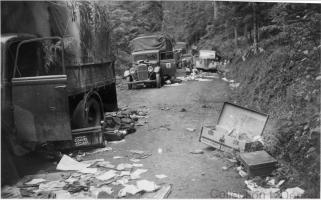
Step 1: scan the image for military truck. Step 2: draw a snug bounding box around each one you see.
[1,1,117,152]
[124,34,176,89]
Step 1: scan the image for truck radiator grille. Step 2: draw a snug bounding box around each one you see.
[137,65,148,80]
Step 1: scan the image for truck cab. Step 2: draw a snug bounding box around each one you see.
[124,34,176,89]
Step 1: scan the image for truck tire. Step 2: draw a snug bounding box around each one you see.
[126,76,132,90]
[156,73,161,88]
[72,98,102,129]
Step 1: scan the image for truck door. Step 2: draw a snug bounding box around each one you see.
[11,38,72,142]
[160,51,176,77]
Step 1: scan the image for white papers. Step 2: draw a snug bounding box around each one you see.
[130,158,140,162]
[119,171,131,177]
[132,163,143,167]
[117,163,133,170]
[25,178,46,185]
[81,159,104,165]
[56,155,91,171]
[118,185,141,197]
[79,167,98,174]
[136,180,160,192]
[113,156,124,159]
[155,174,167,179]
[90,185,113,197]
[96,170,117,181]
[131,169,148,180]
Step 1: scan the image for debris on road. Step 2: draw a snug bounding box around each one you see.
[56,155,91,172]
[158,148,163,154]
[25,178,46,185]
[129,150,152,159]
[164,83,183,87]
[180,108,187,112]
[96,170,117,181]
[155,174,168,179]
[86,147,112,155]
[190,149,204,154]
[131,169,148,179]
[186,128,196,132]
[141,184,172,199]
[118,184,141,197]
[245,179,280,198]
[136,180,160,192]
[1,186,21,198]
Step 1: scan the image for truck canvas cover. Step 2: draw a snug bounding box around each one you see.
[199,50,216,59]
[131,34,173,52]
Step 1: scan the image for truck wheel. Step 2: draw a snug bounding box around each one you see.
[126,76,132,90]
[156,73,161,88]
[72,98,102,129]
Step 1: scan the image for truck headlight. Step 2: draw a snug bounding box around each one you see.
[148,66,153,72]
[130,68,135,74]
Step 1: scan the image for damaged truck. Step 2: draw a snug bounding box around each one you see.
[1,1,117,160]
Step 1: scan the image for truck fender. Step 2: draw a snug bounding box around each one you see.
[124,70,130,77]
[154,66,161,73]
[84,91,104,118]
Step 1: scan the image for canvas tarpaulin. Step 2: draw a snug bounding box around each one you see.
[131,35,172,52]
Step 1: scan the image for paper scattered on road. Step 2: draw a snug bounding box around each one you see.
[87,147,112,155]
[164,83,183,87]
[158,148,163,154]
[136,180,160,192]
[186,128,196,132]
[119,171,131,177]
[130,150,145,154]
[81,159,104,165]
[238,170,248,177]
[155,174,167,179]
[25,178,46,185]
[96,170,117,181]
[56,155,91,171]
[130,158,140,162]
[109,139,126,144]
[117,163,133,170]
[132,163,143,167]
[222,166,228,171]
[131,169,148,179]
[196,78,212,82]
[38,181,66,192]
[281,187,304,199]
[79,167,98,174]
[113,156,124,159]
[90,185,113,197]
[118,184,141,197]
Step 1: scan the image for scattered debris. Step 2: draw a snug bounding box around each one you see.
[96,170,117,181]
[90,185,113,198]
[56,155,91,172]
[180,108,187,112]
[130,158,141,162]
[155,174,168,179]
[158,148,163,154]
[136,180,160,192]
[1,186,21,198]
[131,169,148,179]
[118,184,141,197]
[245,179,280,199]
[113,156,124,159]
[132,163,143,167]
[86,147,112,155]
[238,170,248,177]
[25,178,47,185]
[186,128,196,132]
[190,149,204,154]
[130,150,152,159]
[222,166,228,171]
[141,184,172,199]
[164,83,183,87]
[109,139,126,144]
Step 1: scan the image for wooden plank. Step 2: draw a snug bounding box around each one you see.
[141,184,172,199]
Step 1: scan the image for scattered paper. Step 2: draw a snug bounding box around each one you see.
[97,161,115,169]
[96,170,117,181]
[276,180,285,187]
[65,176,78,184]
[164,83,183,87]
[158,148,163,154]
[281,187,304,199]
[119,171,131,177]
[113,177,129,186]
[186,128,196,132]
[79,167,98,174]
[131,169,148,179]
[81,159,104,165]
[87,147,112,155]
[113,156,124,159]
[130,150,145,154]
[37,181,66,192]
[155,174,167,179]
[245,180,280,199]
[53,190,72,199]
[238,170,248,177]
[117,163,133,170]
[56,155,91,171]
[222,166,228,171]
[118,184,141,197]
[90,186,113,197]
[25,178,46,185]
[196,78,212,82]
[136,180,160,192]
[130,158,141,162]
[132,163,143,167]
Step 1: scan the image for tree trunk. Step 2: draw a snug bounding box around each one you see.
[252,2,258,53]
[234,26,238,47]
[213,1,218,21]
[244,23,248,41]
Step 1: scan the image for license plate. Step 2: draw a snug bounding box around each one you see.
[74,135,89,146]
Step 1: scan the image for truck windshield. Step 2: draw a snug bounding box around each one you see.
[133,53,158,62]
[14,39,63,78]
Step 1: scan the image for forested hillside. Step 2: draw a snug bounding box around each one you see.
[101,1,320,197]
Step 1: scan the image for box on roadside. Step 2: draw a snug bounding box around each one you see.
[239,150,277,177]
[199,102,269,152]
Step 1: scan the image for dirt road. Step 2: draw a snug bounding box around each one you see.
[98,69,246,198]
